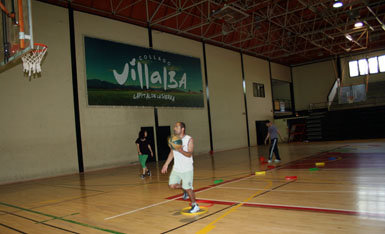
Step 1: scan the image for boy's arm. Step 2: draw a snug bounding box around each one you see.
[264,133,270,144]
[161,151,174,173]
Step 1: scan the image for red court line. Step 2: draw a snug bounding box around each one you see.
[165,174,253,200]
[173,197,385,218]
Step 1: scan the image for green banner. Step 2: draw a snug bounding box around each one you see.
[84,36,204,107]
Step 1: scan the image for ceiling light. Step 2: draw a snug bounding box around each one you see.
[345,34,353,41]
[333,1,343,8]
[354,21,364,28]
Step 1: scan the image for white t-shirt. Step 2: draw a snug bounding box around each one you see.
[172,135,193,173]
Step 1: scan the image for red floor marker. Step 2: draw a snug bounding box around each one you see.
[259,156,267,163]
[267,165,275,169]
[285,176,297,180]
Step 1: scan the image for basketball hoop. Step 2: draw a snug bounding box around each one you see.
[21,43,47,77]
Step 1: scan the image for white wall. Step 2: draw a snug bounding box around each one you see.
[243,55,273,146]
[271,62,291,82]
[151,31,210,155]
[74,11,155,170]
[0,1,78,183]
[205,45,248,151]
[293,60,336,111]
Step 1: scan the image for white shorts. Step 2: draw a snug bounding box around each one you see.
[169,170,194,190]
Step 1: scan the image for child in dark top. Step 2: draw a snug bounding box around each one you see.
[135,130,154,179]
[265,121,284,163]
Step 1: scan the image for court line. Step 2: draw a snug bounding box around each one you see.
[0,202,124,234]
[165,174,253,200]
[161,145,350,233]
[196,180,285,234]
[161,180,291,234]
[0,209,79,233]
[177,197,385,218]
[0,223,27,233]
[105,174,256,220]
[168,145,349,200]
[216,186,359,193]
[103,145,353,220]
[160,204,237,234]
[0,191,110,219]
[195,146,352,233]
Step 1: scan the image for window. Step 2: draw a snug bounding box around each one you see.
[253,83,265,98]
[379,55,385,72]
[368,57,378,74]
[349,61,359,77]
[349,54,385,77]
[358,59,368,75]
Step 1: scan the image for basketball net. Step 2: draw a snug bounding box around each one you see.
[21,43,47,77]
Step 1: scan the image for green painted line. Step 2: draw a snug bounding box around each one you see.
[37,212,80,224]
[0,202,124,234]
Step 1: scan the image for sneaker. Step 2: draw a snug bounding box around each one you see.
[268,160,272,163]
[140,174,145,179]
[274,159,281,163]
[189,204,200,213]
[146,170,151,176]
[182,192,189,200]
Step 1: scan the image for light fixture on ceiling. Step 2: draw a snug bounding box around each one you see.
[333,1,343,8]
[345,34,353,41]
[354,21,364,28]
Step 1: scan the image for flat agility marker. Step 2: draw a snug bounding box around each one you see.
[255,171,266,175]
[285,176,298,181]
[214,179,224,184]
[315,162,325,167]
[267,165,275,169]
[181,206,208,216]
[259,156,267,164]
[309,168,319,171]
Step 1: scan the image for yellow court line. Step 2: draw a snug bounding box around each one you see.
[196,179,273,234]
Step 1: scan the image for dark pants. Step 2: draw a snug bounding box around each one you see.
[269,138,281,160]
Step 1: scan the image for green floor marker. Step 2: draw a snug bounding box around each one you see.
[309,168,319,171]
[214,179,223,184]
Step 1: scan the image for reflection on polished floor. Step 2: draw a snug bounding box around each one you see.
[1,139,385,233]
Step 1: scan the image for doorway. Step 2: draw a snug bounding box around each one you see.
[256,120,269,145]
[156,126,171,161]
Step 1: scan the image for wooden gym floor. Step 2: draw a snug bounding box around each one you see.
[1,139,385,233]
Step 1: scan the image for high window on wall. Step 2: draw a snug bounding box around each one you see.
[253,83,265,97]
[349,55,385,77]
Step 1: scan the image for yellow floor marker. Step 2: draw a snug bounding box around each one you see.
[316,162,325,167]
[181,206,208,216]
[255,171,266,175]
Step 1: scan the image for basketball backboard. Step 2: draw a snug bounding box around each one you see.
[0,0,33,71]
